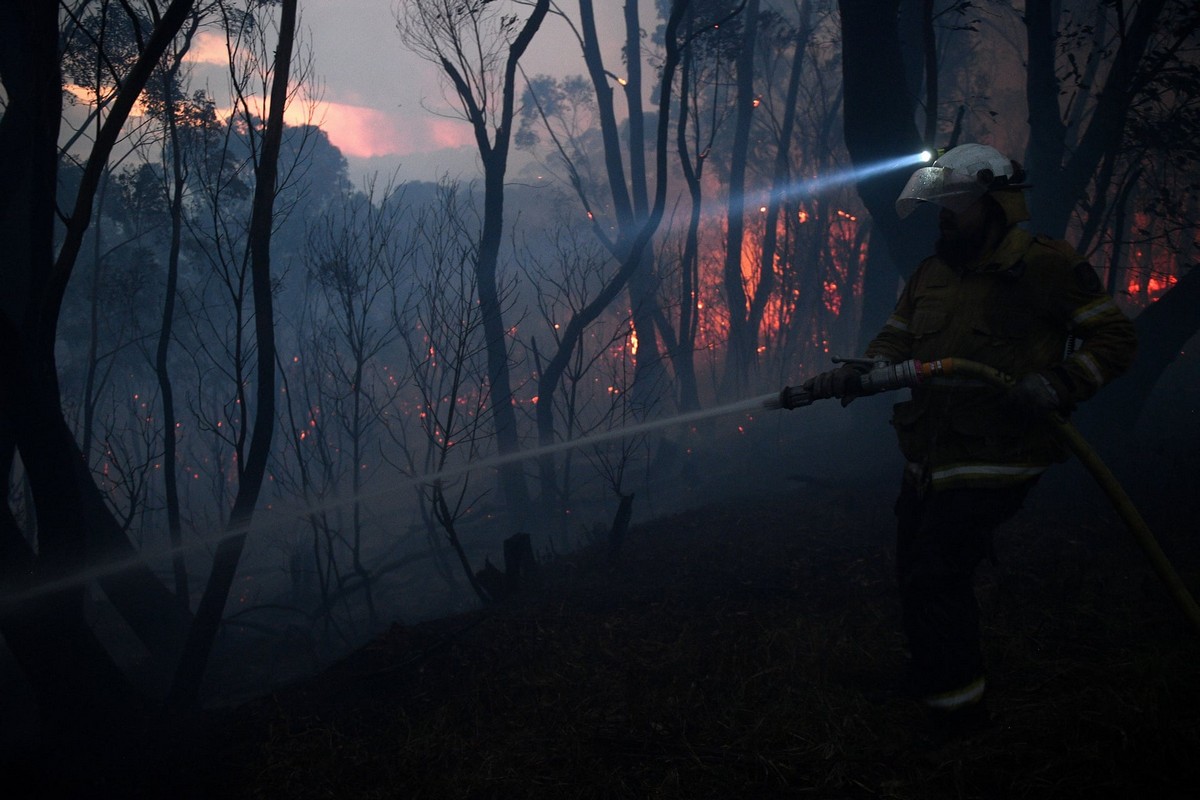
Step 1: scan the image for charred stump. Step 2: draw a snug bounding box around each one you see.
[607,492,636,565]
[475,532,539,603]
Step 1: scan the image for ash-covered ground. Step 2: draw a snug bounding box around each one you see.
[192,463,1199,799]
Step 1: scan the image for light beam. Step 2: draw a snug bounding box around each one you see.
[775,150,932,202]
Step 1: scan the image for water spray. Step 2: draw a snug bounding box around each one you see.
[0,392,779,611]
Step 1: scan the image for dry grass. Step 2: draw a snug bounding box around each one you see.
[196,484,1200,799]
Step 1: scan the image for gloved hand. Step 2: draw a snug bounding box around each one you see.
[1009,371,1064,413]
[803,363,867,407]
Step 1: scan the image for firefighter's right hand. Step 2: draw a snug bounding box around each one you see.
[803,364,865,407]
[1009,371,1065,413]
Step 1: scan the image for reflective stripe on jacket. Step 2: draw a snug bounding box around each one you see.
[923,675,986,711]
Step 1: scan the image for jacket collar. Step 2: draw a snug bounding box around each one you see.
[960,226,1033,275]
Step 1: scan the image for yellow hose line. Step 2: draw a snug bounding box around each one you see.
[943,358,1200,636]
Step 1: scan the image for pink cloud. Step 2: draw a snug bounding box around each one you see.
[305,101,474,160]
[183,31,228,66]
[426,118,476,150]
[181,29,475,162]
[303,101,404,158]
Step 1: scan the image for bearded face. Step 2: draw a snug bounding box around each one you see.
[935,196,1005,267]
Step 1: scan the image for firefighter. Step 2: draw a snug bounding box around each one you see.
[806,143,1137,733]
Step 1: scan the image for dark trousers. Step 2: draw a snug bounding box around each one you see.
[894,477,1034,700]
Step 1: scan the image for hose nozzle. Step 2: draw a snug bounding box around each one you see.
[851,359,925,394]
[765,357,924,411]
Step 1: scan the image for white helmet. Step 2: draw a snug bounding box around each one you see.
[895,143,1024,218]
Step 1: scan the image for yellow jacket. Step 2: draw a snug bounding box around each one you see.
[865,227,1137,490]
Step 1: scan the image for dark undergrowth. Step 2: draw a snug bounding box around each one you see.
[179,480,1200,800]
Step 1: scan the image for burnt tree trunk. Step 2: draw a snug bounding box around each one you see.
[837,0,925,347]
[166,0,296,714]
[0,0,196,748]
[1024,0,1200,438]
[721,0,760,391]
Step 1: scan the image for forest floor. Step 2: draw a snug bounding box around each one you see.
[177,471,1200,800]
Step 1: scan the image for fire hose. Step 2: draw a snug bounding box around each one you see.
[766,356,1200,636]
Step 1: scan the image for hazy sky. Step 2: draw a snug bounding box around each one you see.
[226,1,631,185]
